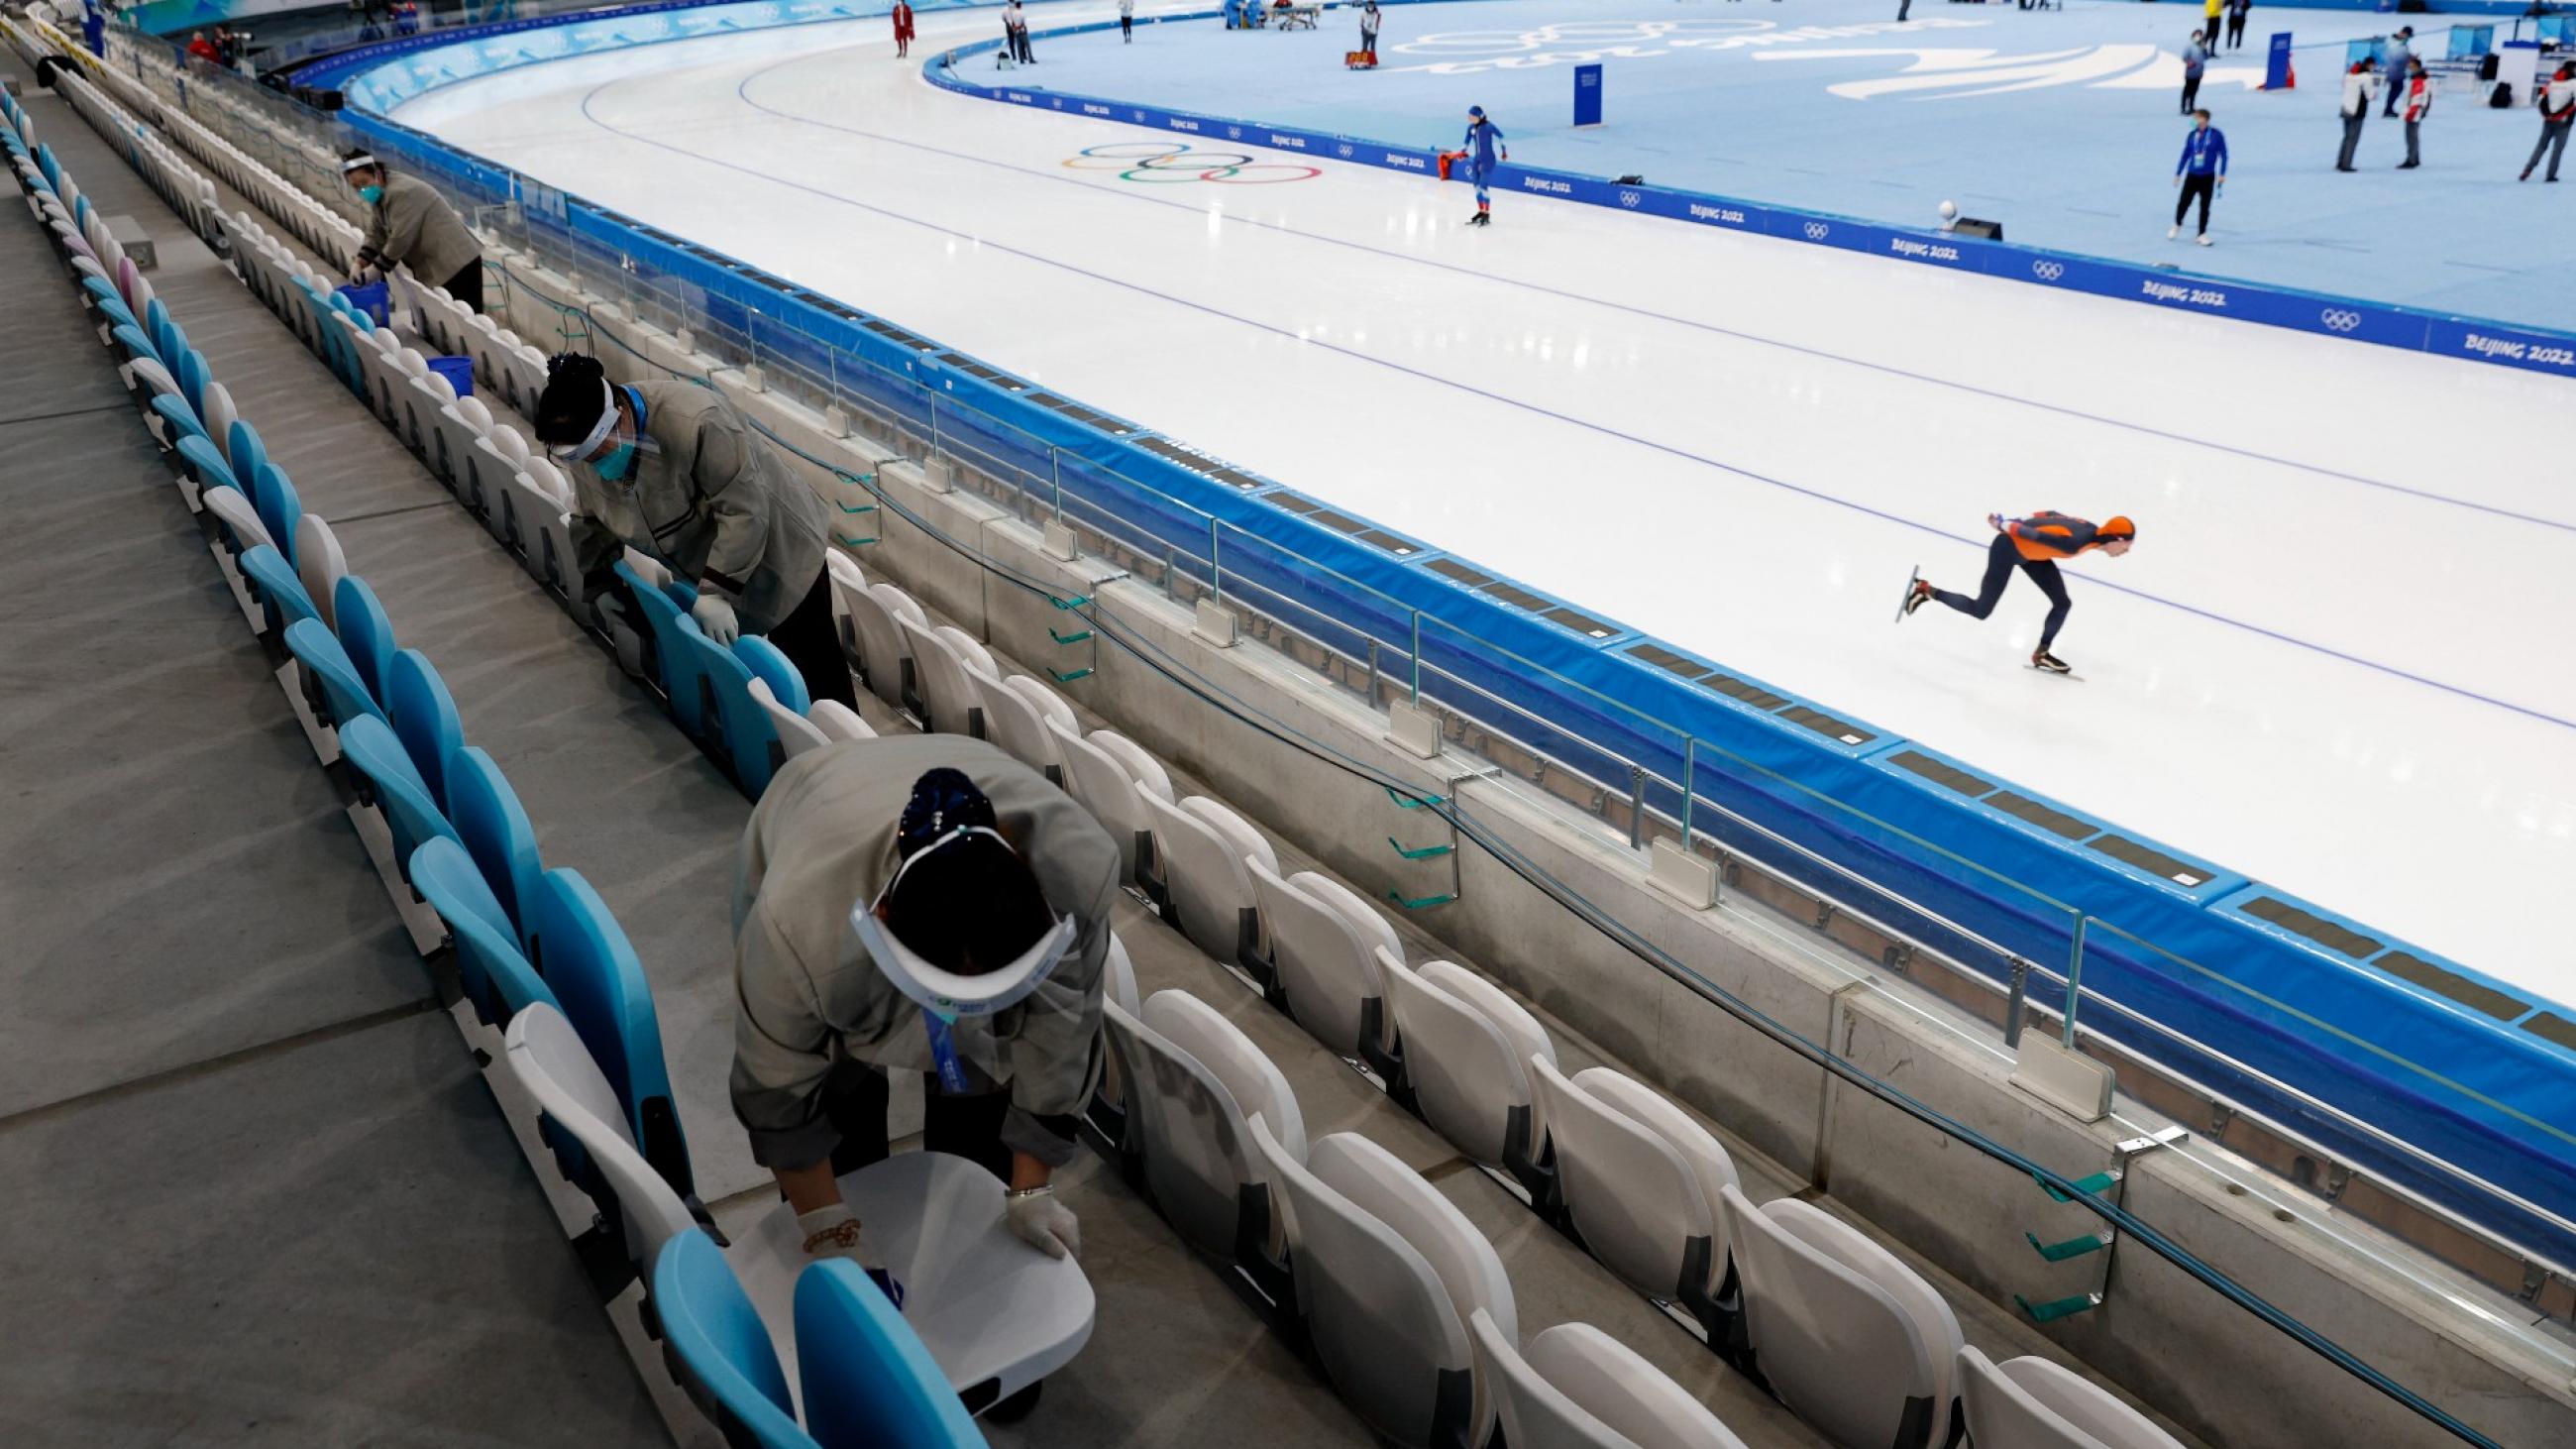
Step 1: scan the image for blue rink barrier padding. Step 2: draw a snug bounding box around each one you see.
[316,1,2576,1269]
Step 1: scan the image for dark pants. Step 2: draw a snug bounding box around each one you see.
[1932,534,2072,650]
[2175,172,2215,233]
[821,1060,1081,1183]
[823,1062,1015,1183]
[1121,15,1132,40]
[766,571,860,710]
[442,258,483,316]
[2180,74,2200,114]
[2527,119,2572,181]
[2225,14,2245,48]
[1897,0,1909,20]
[2403,119,2420,166]
[2337,112,2366,169]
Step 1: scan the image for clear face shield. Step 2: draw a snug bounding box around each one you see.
[848,825,1076,1092]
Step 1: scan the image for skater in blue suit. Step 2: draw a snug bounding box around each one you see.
[1461,105,1507,226]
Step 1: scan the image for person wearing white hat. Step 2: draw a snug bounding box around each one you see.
[729,737,1120,1287]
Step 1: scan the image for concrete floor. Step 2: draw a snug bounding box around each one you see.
[5,72,2201,1449]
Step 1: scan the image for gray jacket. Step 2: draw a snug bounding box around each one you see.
[569,381,830,633]
[358,171,480,288]
[729,735,1121,1171]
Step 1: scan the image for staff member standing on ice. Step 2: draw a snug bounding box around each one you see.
[1359,0,1380,63]
[891,0,913,58]
[731,741,1115,1284]
[1120,0,1134,44]
[2334,56,2378,171]
[1900,511,2136,676]
[1459,105,1507,227]
[2179,31,2208,116]
[2169,108,2226,245]
[531,355,855,711]
[341,150,484,314]
[2523,61,2574,183]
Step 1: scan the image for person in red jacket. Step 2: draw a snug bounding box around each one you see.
[892,0,915,58]
[185,31,219,64]
[1901,511,2136,674]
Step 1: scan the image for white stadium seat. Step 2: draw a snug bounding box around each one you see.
[1530,1056,1736,1340]
[1957,1347,2184,1449]
[1469,1308,1750,1449]
[1717,1183,1963,1449]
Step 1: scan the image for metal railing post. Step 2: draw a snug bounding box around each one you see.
[2004,957,2030,1049]
[1409,610,1423,705]
[2061,916,2088,1048]
[1680,737,1696,853]
[1628,764,1647,850]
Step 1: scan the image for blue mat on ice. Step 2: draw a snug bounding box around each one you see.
[1010,0,2576,333]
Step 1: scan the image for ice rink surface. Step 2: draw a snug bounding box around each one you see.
[398,3,2576,1000]
[959,0,2576,329]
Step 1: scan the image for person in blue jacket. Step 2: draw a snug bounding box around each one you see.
[2169,108,2227,246]
[80,0,106,58]
[1460,105,1508,227]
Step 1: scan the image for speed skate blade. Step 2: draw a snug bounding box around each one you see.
[1894,566,1920,624]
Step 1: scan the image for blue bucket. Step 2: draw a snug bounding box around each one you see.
[426,354,475,399]
[334,279,390,327]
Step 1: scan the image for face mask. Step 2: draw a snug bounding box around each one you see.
[594,437,637,483]
[357,184,383,205]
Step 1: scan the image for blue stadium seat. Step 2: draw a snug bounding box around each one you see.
[175,345,207,417]
[446,744,543,954]
[226,418,268,494]
[410,836,560,1033]
[736,636,808,714]
[614,560,709,738]
[796,1260,989,1449]
[339,715,461,889]
[678,628,785,798]
[143,296,170,353]
[283,618,385,733]
[383,647,465,812]
[150,393,206,448]
[110,323,161,370]
[334,575,397,705]
[172,434,234,496]
[531,867,693,1196]
[238,544,321,635]
[251,463,302,570]
[90,291,137,334]
[653,1229,815,1449]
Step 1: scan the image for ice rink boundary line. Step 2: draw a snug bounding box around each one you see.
[568,76,2576,736]
[709,58,2576,540]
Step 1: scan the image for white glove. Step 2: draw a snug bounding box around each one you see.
[798,1203,879,1266]
[800,1203,906,1305]
[1006,1185,1081,1260]
[691,593,740,645]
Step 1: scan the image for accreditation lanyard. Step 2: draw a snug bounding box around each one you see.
[922,1010,972,1094]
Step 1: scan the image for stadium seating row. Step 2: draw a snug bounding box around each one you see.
[2,71,1038,1449]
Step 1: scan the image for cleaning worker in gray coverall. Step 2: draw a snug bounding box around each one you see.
[531,354,853,710]
[340,149,483,314]
[730,735,1116,1296]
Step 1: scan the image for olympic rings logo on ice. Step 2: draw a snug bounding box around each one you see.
[2032,261,2065,281]
[1227,126,1243,140]
[1338,144,1355,159]
[1803,221,1830,241]
[1064,143,1322,185]
[1618,190,1641,208]
[1391,19,1771,61]
[2320,308,2363,333]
